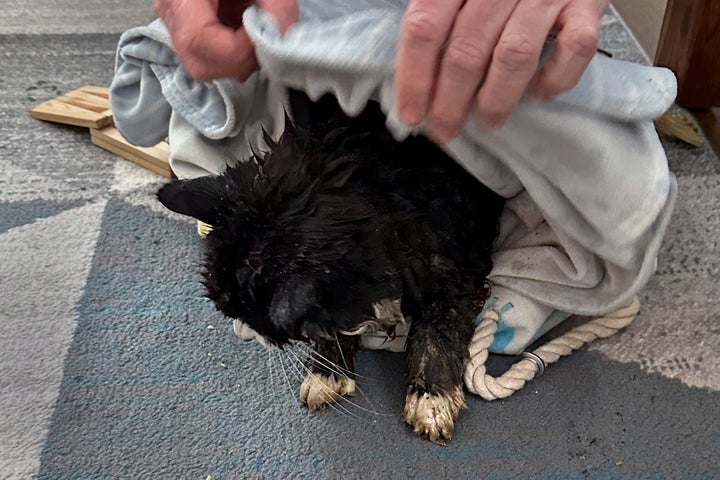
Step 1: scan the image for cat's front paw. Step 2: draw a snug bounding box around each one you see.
[300,373,356,411]
[403,385,466,445]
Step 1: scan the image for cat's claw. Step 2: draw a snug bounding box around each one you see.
[403,386,466,445]
[300,373,356,410]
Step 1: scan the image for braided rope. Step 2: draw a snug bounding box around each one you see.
[464,296,641,400]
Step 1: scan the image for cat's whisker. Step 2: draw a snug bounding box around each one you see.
[299,348,355,381]
[316,348,388,416]
[304,349,388,415]
[303,345,375,382]
[335,335,350,372]
[286,348,389,418]
[334,336,389,414]
[284,348,360,419]
[296,347,370,392]
[267,348,277,390]
[276,349,298,402]
[292,342,385,412]
[282,346,312,382]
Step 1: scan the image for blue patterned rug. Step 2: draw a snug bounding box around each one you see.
[1,3,719,479]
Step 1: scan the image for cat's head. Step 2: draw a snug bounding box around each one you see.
[157,123,376,346]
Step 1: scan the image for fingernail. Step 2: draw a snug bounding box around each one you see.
[426,128,449,145]
[426,122,458,144]
[398,105,425,127]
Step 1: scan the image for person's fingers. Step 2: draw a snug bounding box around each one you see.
[155,0,299,81]
[181,23,258,81]
[153,0,188,26]
[474,0,560,127]
[258,0,299,34]
[395,0,464,126]
[529,1,604,99]
[427,0,519,142]
[154,0,252,80]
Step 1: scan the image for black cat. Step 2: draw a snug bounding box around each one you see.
[157,92,504,444]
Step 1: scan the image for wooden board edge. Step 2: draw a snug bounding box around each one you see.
[79,85,110,98]
[90,127,170,168]
[29,85,112,128]
[91,136,173,178]
[30,102,113,129]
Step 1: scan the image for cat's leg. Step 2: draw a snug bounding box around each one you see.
[403,302,475,445]
[300,335,359,410]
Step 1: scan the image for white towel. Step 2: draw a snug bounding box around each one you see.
[110,0,677,353]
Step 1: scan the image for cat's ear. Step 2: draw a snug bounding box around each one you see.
[156,176,227,226]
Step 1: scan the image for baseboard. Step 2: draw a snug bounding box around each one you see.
[693,108,720,158]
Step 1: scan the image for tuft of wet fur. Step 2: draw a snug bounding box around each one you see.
[157,91,504,443]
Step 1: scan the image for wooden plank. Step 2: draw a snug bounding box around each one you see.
[78,85,110,98]
[29,99,113,129]
[30,85,174,177]
[90,126,170,170]
[59,90,111,113]
[655,0,720,108]
[30,84,113,129]
[91,136,173,178]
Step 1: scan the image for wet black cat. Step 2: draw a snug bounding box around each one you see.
[157,91,504,444]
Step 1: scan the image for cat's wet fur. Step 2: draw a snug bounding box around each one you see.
[157,91,504,444]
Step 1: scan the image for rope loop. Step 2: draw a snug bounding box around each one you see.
[464,296,640,400]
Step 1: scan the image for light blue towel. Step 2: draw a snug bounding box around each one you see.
[110,0,677,354]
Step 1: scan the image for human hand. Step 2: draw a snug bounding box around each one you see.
[154,0,299,82]
[395,0,610,141]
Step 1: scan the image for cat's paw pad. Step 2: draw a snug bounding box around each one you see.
[403,385,466,445]
[300,373,356,411]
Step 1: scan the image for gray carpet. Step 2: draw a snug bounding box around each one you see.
[1,2,719,479]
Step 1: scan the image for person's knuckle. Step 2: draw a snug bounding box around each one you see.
[477,98,511,124]
[445,36,487,74]
[565,24,599,57]
[182,26,215,58]
[402,8,446,44]
[495,33,540,72]
[178,40,214,79]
